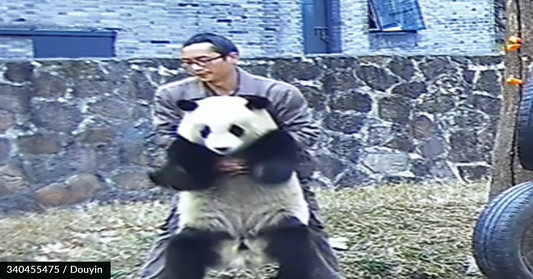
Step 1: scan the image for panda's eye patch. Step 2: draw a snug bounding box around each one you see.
[200,126,211,138]
[229,125,244,137]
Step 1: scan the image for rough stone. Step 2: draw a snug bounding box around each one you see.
[476,70,501,95]
[418,136,446,159]
[378,95,411,123]
[410,115,436,139]
[429,159,459,180]
[75,127,116,144]
[118,141,152,166]
[271,59,322,82]
[385,134,416,153]
[30,102,84,133]
[0,164,29,197]
[21,156,76,184]
[466,94,501,116]
[329,90,373,113]
[16,134,61,155]
[419,57,457,80]
[440,106,490,129]
[0,138,10,165]
[410,159,431,178]
[34,174,102,206]
[366,124,392,146]
[382,175,420,185]
[112,171,153,190]
[64,145,98,173]
[458,165,491,181]
[131,71,158,101]
[417,93,456,114]
[0,112,14,134]
[4,62,34,83]
[356,65,399,91]
[336,167,371,188]
[297,85,326,111]
[361,149,410,174]
[88,97,142,121]
[32,72,68,98]
[65,173,103,199]
[321,71,364,95]
[329,136,362,163]
[391,82,427,99]
[448,129,480,163]
[323,112,366,134]
[387,57,415,81]
[315,153,345,179]
[0,84,31,114]
[462,69,476,84]
[71,79,113,98]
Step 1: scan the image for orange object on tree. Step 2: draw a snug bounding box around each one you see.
[506,77,523,86]
[506,43,521,51]
[508,36,522,44]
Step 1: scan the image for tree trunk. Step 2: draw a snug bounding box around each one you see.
[490,0,533,198]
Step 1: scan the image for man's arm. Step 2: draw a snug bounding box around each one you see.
[152,87,182,149]
[268,82,320,150]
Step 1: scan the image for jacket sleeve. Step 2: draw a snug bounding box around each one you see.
[268,82,320,150]
[152,87,182,149]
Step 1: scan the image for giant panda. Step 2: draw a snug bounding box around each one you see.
[148,95,340,279]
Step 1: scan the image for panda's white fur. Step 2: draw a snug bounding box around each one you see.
[149,95,333,279]
[176,173,309,270]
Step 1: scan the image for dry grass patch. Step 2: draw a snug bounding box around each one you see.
[0,182,489,279]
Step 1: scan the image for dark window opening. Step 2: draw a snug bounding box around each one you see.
[368,0,426,33]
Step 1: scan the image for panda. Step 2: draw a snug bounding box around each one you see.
[148,95,339,279]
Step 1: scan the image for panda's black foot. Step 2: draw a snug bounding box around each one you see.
[164,228,232,279]
[260,217,316,279]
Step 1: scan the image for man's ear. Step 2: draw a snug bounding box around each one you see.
[241,95,270,110]
[177,100,198,112]
[225,52,240,64]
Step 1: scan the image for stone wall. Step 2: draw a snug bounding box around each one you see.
[0,55,503,213]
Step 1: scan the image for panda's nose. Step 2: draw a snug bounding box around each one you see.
[215,147,229,152]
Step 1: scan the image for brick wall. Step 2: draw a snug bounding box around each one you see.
[0,0,496,59]
[341,0,496,55]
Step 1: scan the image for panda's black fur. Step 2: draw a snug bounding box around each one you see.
[148,95,337,279]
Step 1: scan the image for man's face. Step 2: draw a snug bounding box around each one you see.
[180,42,238,82]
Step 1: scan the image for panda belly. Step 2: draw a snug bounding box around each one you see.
[175,173,310,271]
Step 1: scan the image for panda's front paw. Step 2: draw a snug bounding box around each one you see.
[251,161,294,185]
[147,166,214,191]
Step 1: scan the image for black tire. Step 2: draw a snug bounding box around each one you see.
[517,72,533,170]
[472,180,533,279]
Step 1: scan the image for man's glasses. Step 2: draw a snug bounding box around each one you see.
[181,55,224,69]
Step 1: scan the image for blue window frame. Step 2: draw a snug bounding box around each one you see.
[368,0,426,32]
[0,29,116,59]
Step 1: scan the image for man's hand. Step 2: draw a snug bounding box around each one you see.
[216,158,249,176]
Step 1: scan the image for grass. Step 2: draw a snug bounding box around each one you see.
[0,181,490,279]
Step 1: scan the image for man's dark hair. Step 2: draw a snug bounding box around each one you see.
[182,33,239,56]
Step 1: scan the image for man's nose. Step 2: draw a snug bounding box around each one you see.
[190,63,204,72]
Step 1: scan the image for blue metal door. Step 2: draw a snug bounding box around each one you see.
[302,0,329,54]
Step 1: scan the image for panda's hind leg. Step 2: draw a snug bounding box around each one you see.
[260,217,317,279]
[164,227,232,279]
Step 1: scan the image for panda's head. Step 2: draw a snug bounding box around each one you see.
[175,95,279,156]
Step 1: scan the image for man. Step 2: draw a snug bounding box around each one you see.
[140,32,341,279]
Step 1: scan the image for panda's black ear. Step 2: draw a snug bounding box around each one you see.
[241,95,270,110]
[177,100,198,112]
